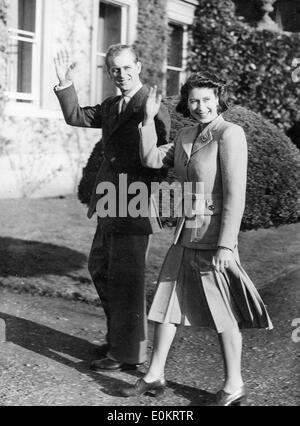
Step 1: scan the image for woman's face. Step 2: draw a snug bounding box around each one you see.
[188,87,219,124]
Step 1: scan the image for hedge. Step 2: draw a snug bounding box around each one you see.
[189,0,300,133]
[223,107,300,229]
[78,97,300,230]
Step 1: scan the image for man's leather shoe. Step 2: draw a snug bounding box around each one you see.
[90,357,138,372]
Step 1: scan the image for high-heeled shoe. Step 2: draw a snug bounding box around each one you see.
[213,386,247,406]
[120,378,166,397]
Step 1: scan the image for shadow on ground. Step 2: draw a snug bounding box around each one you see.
[0,237,87,277]
[166,382,215,406]
[0,311,132,396]
[0,312,212,405]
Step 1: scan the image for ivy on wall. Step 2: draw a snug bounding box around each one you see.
[0,0,7,116]
[189,0,300,132]
[134,0,168,87]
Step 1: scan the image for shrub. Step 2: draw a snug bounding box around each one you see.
[78,96,300,230]
[189,0,300,132]
[227,106,300,229]
[78,139,104,206]
[163,96,300,230]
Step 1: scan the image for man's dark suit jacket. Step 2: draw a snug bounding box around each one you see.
[55,84,171,235]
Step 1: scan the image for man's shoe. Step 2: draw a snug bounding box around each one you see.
[90,357,138,372]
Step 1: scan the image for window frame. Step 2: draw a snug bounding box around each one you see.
[165,0,197,96]
[166,22,189,97]
[6,0,43,106]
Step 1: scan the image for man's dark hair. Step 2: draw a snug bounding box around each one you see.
[176,72,229,117]
[105,44,140,69]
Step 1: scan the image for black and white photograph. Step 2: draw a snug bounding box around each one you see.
[0,0,299,409]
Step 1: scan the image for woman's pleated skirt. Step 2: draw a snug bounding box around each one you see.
[148,244,273,333]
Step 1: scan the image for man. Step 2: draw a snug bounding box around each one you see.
[54,45,170,371]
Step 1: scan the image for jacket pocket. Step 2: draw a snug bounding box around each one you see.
[188,215,221,244]
[184,196,222,218]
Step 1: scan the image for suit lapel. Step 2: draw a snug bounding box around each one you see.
[191,129,214,155]
[190,115,224,156]
[108,85,148,137]
[181,126,199,158]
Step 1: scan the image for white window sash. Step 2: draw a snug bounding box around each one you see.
[181,24,189,86]
[167,65,184,72]
[6,0,42,105]
[120,4,128,44]
[9,35,35,43]
[5,91,35,101]
[166,23,189,95]
[8,28,35,38]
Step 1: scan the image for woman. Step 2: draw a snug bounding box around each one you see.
[121,73,273,406]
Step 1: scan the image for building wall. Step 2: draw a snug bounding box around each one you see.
[1,0,100,198]
[1,0,196,199]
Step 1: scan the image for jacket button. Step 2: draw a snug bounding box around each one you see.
[208,204,215,211]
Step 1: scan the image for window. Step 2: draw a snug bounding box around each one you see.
[7,0,41,103]
[167,23,185,96]
[274,0,300,32]
[95,1,129,101]
[165,0,196,96]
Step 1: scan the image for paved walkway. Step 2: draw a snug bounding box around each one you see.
[0,269,299,406]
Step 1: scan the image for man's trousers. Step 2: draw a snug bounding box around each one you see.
[88,225,150,364]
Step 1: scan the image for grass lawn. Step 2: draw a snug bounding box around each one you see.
[0,195,299,305]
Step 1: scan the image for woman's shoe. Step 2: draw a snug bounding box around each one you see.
[214,386,247,406]
[120,378,166,397]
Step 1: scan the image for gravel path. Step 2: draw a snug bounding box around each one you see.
[0,268,299,406]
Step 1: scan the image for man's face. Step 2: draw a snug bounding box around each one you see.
[107,50,142,94]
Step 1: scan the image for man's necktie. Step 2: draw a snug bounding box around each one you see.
[119,97,127,115]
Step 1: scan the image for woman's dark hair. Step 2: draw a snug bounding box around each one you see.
[176,72,229,117]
